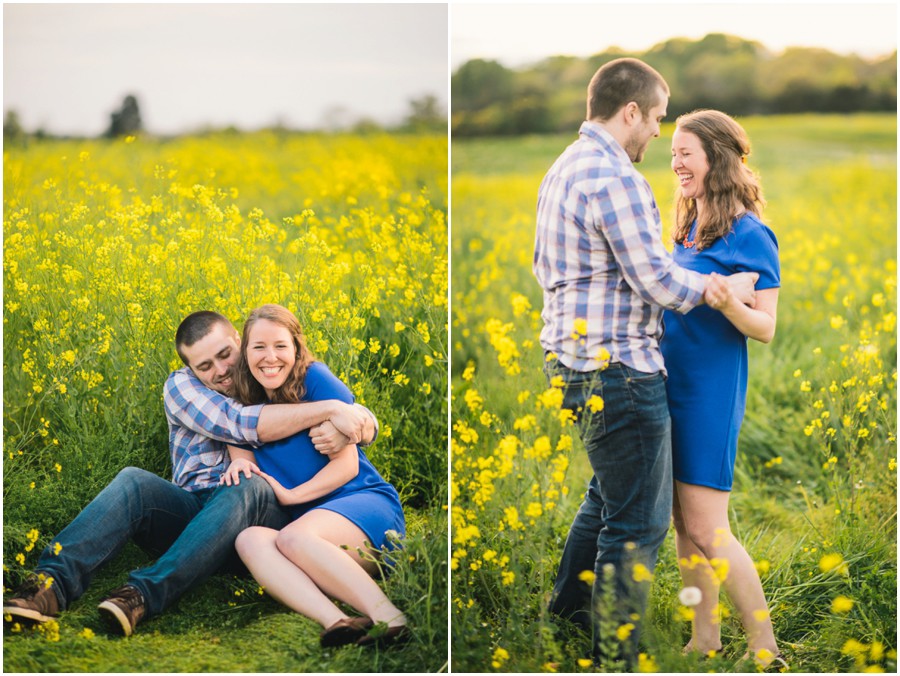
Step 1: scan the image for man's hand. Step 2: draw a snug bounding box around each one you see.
[328,402,369,445]
[704,273,737,311]
[720,271,759,308]
[311,420,352,456]
[220,457,259,486]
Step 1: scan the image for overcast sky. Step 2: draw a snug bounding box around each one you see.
[4,3,448,136]
[451,2,898,69]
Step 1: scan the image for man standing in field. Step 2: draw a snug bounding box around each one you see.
[533,58,757,665]
[4,310,377,636]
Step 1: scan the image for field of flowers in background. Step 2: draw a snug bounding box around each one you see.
[3,131,448,672]
[450,114,896,673]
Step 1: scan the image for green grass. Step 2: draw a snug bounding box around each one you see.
[4,506,448,672]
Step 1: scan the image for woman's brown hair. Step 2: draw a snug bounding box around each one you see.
[232,304,315,404]
[673,109,766,250]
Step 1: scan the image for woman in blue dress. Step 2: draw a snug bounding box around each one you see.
[663,110,782,667]
[221,304,407,648]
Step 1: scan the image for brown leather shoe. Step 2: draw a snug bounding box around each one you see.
[98,585,146,637]
[320,616,373,648]
[357,622,411,647]
[3,574,60,624]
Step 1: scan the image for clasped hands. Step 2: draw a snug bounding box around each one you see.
[706,271,759,310]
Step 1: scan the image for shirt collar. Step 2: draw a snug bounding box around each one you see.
[578,120,632,165]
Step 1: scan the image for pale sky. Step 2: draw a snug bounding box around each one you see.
[451,2,898,69]
[4,3,449,136]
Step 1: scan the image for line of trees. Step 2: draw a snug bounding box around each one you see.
[452,33,897,137]
[3,93,446,146]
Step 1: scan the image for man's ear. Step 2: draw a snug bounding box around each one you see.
[622,101,641,126]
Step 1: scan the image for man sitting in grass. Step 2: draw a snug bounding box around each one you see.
[4,310,377,637]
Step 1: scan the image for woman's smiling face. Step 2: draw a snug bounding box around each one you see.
[246,318,296,397]
[671,127,709,202]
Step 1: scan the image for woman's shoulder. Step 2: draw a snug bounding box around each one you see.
[733,212,776,243]
[303,361,354,403]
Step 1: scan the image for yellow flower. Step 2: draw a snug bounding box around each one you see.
[819,553,846,574]
[586,394,604,413]
[501,571,515,586]
[831,595,854,614]
[632,563,653,583]
[616,623,635,641]
[573,317,588,336]
[577,658,593,668]
[578,569,596,585]
[709,557,730,582]
[637,653,659,673]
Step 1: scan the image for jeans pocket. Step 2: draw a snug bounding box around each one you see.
[622,368,669,422]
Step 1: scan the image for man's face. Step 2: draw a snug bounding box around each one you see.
[625,88,668,163]
[180,322,241,395]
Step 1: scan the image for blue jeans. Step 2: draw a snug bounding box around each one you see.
[545,360,673,665]
[35,467,290,617]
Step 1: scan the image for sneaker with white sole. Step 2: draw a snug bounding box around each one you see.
[3,574,60,624]
[98,585,146,636]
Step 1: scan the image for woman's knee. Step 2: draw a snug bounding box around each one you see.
[236,526,274,559]
[683,521,731,555]
[275,524,316,560]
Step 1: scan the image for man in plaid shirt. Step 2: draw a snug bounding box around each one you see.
[534,58,757,665]
[5,310,377,636]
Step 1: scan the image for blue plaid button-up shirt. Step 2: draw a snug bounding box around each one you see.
[163,367,264,492]
[534,121,707,375]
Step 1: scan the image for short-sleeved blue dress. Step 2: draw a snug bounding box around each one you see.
[252,361,405,551]
[661,213,780,491]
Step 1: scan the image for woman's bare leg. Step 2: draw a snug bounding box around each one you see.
[275,510,406,627]
[672,487,722,653]
[235,526,347,628]
[675,481,779,662]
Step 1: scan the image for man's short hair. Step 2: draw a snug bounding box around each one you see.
[174,311,233,365]
[587,57,669,122]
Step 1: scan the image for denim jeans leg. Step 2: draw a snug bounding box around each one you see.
[127,473,290,617]
[546,361,673,665]
[549,475,606,632]
[34,467,203,610]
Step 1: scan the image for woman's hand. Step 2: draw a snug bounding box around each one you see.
[311,420,352,455]
[220,457,259,486]
[250,466,297,506]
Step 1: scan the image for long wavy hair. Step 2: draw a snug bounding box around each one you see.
[672,109,766,251]
[232,304,315,405]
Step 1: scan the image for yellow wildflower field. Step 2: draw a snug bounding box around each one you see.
[4,130,448,577]
[450,114,896,672]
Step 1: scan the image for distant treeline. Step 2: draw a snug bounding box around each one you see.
[3,94,446,145]
[452,33,897,136]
